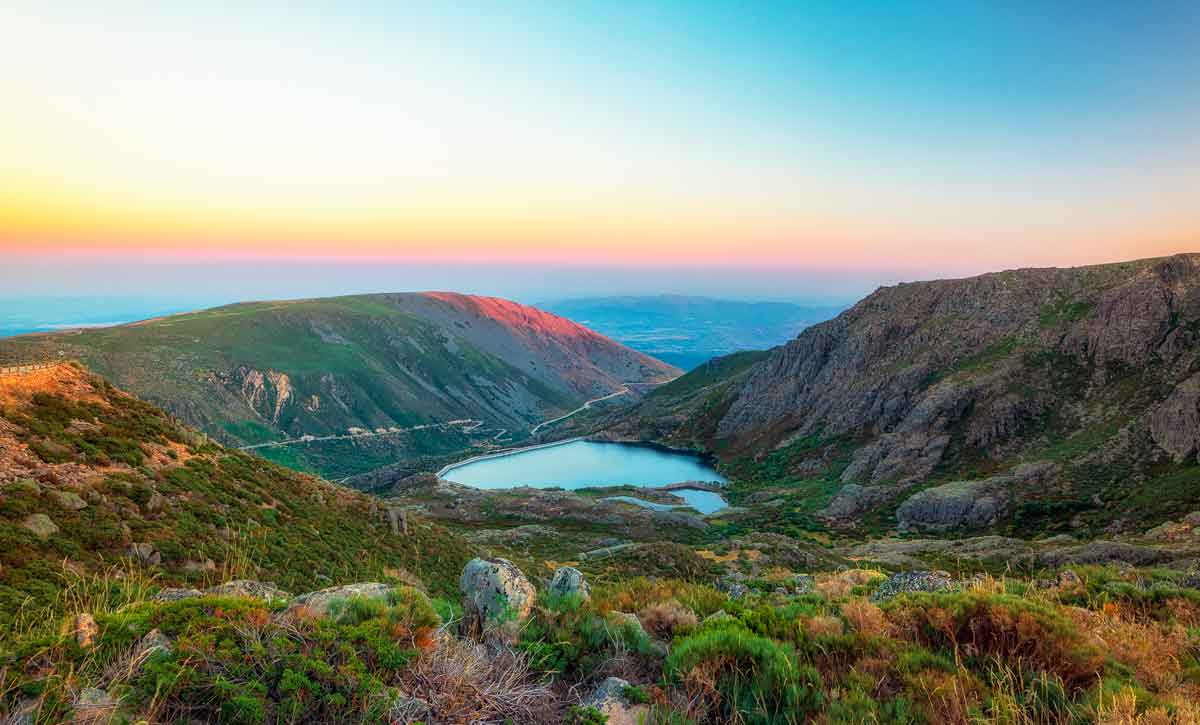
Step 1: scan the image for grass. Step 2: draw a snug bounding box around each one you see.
[0,294,587,479]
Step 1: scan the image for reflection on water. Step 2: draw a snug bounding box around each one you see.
[442,440,727,513]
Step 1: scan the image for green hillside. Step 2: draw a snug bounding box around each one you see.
[0,293,675,480]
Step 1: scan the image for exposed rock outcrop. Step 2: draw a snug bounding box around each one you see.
[895,462,1057,531]
[617,255,1200,531]
[1149,372,1200,462]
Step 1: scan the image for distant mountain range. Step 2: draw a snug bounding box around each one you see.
[539,295,844,370]
[0,292,676,478]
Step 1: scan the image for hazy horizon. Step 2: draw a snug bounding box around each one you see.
[3,2,1197,295]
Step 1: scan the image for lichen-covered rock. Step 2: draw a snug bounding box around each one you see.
[21,513,58,540]
[49,489,87,511]
[793,574,816,595]
[716,577,750,600]
[548,566,590,601]
[459,557,535,640]
[74,687,115,723]
[205,580,291,600]
[1056,570,1083,588]
[580,677,650,725]
[74,613,98,649]
[154,587,203,602]
[819,484,896,521]
[870,570,954,602]
[287,582,393,618]
[128,542,160,566]
[137,628,172,658]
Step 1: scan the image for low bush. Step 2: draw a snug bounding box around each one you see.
[665,622,823,724]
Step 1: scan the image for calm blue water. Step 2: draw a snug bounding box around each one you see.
[604,490,728,515]
[442,440,726,499]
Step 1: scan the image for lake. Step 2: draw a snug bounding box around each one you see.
[440,439,728,513]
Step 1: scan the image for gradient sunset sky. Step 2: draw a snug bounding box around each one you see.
[2,2,1198,300]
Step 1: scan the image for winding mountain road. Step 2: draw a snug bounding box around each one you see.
[530,386,631,435]
[239,378,672,451]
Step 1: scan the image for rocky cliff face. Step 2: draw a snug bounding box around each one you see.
[615,254,1200,534]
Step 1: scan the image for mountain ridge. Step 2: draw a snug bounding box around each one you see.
[0,292,677,479]
[608,253,1200,536]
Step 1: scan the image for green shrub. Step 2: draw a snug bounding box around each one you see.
[566,704,608,725]
[665,623,823,724]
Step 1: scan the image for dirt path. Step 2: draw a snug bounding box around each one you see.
[238,419,482,451]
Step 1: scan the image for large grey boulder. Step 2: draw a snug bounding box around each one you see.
[459,557,535,640]
[870,570,954,602]
[287,583,393,618]
[548,566,590,601]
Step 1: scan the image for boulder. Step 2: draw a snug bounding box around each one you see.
[144,492,167,513]
[870,570,954,602]
[74,613,98,649]
[580,677,650,725]
[1056,570,1083,589]
[607,611,647,637]
[9,478,41,495]
[287,583,393,618]
[21,513,58,540]
[206,580,291,600]
[650,510,708,530]
[459,558,536,640]
[548,566,590,601]
[793,574,816,595]
[389,691,432,722]
[49,490,87,511]
[73,687,115,723]
[128,542,161,566]
[136,629,172,658]
[154,587,203,602]
[716,577,750,600]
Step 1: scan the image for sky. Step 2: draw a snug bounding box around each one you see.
[1,1,1198,302]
